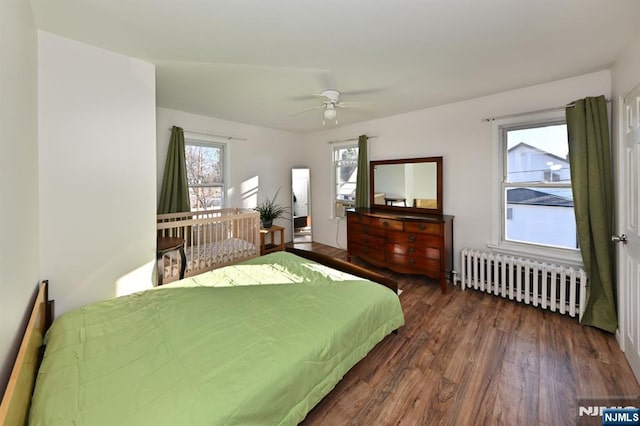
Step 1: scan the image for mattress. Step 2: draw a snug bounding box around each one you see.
[30,252,404,425]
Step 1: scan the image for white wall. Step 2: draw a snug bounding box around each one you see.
[156,107,301,238]
[304,71,611,270]
[38,32,157,315]
[0,0,39,397]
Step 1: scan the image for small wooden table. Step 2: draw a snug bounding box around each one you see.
[384,196,407,206]
[260,225,285,255]
[157,236,186,285]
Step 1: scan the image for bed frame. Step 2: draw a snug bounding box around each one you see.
[0,282,52,426]
[285,247,398,293]
[157,208,261,283]
[0,250,397,424]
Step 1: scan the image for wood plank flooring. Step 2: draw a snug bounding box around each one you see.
[290,242,640,426]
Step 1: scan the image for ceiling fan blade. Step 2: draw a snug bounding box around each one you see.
[289,105,324,116]
[337,101,374,108]
[340,88,382,97]
[290,94,323,101]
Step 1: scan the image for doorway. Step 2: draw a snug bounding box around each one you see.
[292,168,312,243]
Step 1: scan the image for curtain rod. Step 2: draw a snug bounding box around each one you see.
[327,135,378,144]
[169,127,246,141]
[481,98,611,122]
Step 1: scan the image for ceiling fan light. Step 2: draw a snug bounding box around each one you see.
[323,107,337,121]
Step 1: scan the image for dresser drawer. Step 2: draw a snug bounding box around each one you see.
[368,217,403,231]
[348,213,403,231]
[386,243,441,260]
[387,253,440,276]
[349,242,386,265]
[348,230,385,248]
[386,230,441,247]
[348,222,386,238]
[404,221,441,235]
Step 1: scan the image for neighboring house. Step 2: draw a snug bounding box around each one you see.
[506,188,577,248]
[507,142,570,183]
[506,143,576,248]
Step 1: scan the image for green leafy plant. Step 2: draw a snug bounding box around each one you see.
[254,188,289,227]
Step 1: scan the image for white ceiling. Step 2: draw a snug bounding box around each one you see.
[30,0,640,133]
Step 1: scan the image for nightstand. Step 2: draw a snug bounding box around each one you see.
[260,225,285,255]
[157,236,186,285]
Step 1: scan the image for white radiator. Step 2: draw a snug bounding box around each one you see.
[460,249,587,319]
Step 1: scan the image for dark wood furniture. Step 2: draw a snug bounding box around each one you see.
[260,225,285,255]
[286,246,398,294]
[346,208,453,293]
[384,196,406,206]
[157,236,186,285]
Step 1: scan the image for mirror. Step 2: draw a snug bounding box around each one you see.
[370,156,443,214]
[291,168,312,243]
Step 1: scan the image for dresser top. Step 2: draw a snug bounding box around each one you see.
[348,208,454,223]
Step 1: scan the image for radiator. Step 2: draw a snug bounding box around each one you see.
[459,249,587,319]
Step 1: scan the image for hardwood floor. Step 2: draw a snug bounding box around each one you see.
[290,242,640,426]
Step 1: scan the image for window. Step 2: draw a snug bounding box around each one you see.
[185,140,225,211]
[332,143,358,218]
[490,111,581,267]
[500,117,577,251]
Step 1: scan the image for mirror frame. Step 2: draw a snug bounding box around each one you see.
[369,156,443,215]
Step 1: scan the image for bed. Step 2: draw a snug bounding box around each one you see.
[157,208,260,283]
[0,248,404,425]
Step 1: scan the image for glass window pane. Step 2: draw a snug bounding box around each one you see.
[505,187,577,249]
[506,124,570,183]
[334,147,358,162]
[334,146,358,203]
[336,167,357,200]
[189,187,222,211]
[185,144,223,185]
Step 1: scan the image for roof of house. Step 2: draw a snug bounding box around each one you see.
[506,187,573,207]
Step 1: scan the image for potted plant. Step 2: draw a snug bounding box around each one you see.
[255,189,288,228]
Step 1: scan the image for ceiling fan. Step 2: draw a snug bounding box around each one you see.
[291,89,371,125]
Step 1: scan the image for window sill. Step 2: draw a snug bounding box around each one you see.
[486,241,583,269]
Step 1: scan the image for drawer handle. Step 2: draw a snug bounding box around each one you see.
[418,224,426,230]
[408,247,415,254]
[408,235,416,242]
[363,227,369,235]
[363,238,369,245]
[409,259,415,265]
[382,221,389,227]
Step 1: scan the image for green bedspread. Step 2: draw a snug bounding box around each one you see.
[29,252,404,425]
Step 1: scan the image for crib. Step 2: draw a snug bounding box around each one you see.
[157,208,261,284]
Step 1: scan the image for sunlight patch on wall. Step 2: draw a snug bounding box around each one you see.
[116,260,155,296]
[240,175,259,208]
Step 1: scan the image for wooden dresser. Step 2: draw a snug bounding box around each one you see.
[346,208,454,293]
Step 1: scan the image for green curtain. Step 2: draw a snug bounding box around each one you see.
[158,126,190,214]
[566,95,617,333]
[355,135,369,208]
